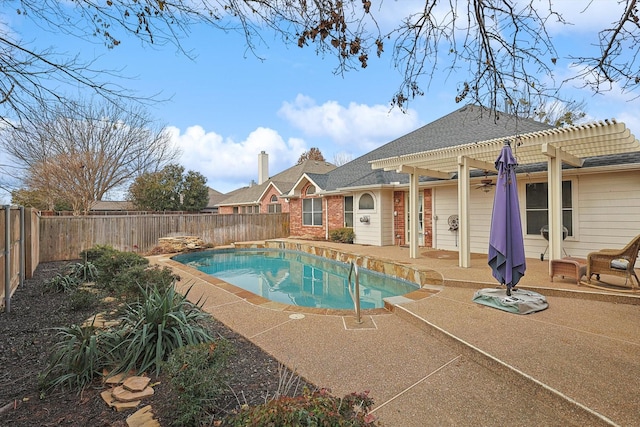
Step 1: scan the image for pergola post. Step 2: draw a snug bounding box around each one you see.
[457,157,471,267]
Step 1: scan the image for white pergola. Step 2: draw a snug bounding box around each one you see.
[369,120,640,269]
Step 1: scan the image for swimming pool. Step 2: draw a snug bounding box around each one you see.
[172,248,420,310]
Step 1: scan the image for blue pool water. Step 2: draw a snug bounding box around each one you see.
[172,249,419,310]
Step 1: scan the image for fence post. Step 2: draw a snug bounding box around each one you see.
[20,206,25,289]
[4,205,10,313]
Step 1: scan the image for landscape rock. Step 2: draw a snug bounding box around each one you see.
[123,376,151,393]
[126,405,161,427]
[158,236,205,253]
[112,385,155,402]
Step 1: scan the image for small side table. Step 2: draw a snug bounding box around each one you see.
[550,257,587,285]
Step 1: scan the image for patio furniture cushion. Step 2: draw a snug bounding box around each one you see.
[610,258,630,270]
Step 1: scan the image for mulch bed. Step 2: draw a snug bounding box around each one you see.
[0,261,313,426]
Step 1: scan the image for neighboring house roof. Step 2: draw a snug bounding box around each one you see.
[318,104,555,191]
[90,200,134,211]
[217,158,336,206]
[206,187,227,208]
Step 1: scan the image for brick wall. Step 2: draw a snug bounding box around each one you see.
[393,191,405,245]
[423,188,433,248]
[326,196,345,231]
[289,184,349,239]
[259,186,290,213]
[392,189,433,247]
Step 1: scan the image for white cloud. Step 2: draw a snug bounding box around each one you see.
[278,94,421,154]
[168,125,307,193]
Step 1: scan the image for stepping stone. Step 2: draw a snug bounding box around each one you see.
[127,405,160,427]
[103,369,133,385]
[102,389,140,410]
[123,376,151,392]
[112,385,154,402]
[113,400,142,412]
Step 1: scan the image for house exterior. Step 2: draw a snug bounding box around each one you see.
[202,187,227,214]
[216,151,336,215]
[283,105,640,266]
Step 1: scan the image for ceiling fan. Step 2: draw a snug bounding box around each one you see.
[475,171,495,192]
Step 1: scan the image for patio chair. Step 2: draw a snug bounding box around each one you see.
[586,234,640,290]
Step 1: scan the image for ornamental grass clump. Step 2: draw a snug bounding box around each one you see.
[112,284,214,377]
[39,323,113,391]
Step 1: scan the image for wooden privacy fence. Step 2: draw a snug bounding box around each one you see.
[39,213,290,262]
[1,207,39,311]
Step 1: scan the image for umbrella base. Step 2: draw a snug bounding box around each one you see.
[472,288,548,314]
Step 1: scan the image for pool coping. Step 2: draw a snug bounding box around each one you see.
[162,242,444,316]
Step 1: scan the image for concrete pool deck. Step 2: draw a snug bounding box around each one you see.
[151,239,639,426]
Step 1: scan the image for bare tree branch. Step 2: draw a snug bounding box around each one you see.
[0,99,179,214]
[0,0,639,124]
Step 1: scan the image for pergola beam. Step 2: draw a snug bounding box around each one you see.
[389,165,452,180]
[458,156,497,172]
[542,143,584,167]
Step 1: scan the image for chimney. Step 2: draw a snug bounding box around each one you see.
[258,151,269,184]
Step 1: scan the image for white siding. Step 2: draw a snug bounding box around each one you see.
[380,190,395,246]
[569,171,640,264]
[433,186,459,250]
[431,169,640,266]
[433,184,496,254]
[353,190,385,246]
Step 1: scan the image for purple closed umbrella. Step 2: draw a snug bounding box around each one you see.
[488,142,526,296]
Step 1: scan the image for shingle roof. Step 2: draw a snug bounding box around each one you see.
[206,187,227,208]
[322,104,554,190]
[217,158,336,205]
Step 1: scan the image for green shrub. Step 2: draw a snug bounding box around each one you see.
[79,245,118,263]
[223,388,378,426]
[164,341,233,426]
[39,324,111,391]
[112,284,213,376]
[329,228,355,244]
[69,289,101,311]
[93,250,149,292]
[108,264,179,299]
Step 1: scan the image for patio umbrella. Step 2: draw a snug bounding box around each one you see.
[488,141,526,296]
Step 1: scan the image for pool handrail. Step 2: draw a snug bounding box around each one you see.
[347,261,362,324]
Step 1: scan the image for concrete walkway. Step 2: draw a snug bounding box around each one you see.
[151,240,640,426]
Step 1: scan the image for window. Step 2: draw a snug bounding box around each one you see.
[525,181,573,236]
[233,207,238,214]
[302,198,322,226]
[344,196,354,227]
[306,185,316,195]
[268,195,281,213]
[268,203,281,213]
[359,193,374,210]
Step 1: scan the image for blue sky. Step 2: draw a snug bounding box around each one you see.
[2,1,639,200]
